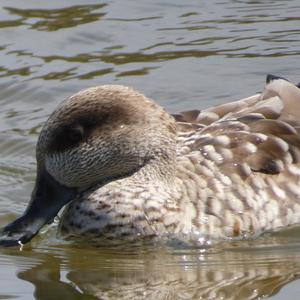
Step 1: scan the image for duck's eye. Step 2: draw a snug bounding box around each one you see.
[49,124,85,153]
[67,125,84,143]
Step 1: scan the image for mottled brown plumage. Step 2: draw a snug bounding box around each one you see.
[7,76,300,245]
[33,76,298,243]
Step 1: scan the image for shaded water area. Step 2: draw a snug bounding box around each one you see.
[0,0,300,299]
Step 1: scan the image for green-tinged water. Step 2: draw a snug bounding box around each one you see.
[0,0,300,299]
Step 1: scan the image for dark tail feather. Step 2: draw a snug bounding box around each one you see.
[266,74,290,84]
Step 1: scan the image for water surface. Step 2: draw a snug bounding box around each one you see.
[0,0,300,299]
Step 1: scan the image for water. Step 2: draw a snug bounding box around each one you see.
[0,0,300,299]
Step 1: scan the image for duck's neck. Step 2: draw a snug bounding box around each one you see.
[131,158,175,190]
[132,139,177,191]
[59,141,179,238]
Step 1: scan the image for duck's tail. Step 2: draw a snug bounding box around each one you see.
[262,74,300,120]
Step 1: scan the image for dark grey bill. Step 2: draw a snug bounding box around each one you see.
[0,170,76,247]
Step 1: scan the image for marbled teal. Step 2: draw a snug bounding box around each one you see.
[1,75,300,246]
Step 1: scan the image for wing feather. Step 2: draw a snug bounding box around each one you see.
[176,77,300,176]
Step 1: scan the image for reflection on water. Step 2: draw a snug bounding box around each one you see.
[1,235,300,300]
[0,0,300,299]
[4,4,107,31]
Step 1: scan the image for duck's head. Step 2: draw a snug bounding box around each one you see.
[0,85,176,247]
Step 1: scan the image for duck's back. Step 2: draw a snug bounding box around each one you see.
[173,76,300,239]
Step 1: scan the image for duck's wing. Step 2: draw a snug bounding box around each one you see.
[173,76,300,238]
[175,76,300,176]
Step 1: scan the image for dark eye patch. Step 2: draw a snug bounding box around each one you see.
[49,123,86,152]
[67,124,84,143]
[46,108,121,153]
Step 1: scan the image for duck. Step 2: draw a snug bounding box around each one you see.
[1,74,300,247]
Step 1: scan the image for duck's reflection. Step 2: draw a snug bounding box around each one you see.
[7,239,300,300]
[15,252,97,300]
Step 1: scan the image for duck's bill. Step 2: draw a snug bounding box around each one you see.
[0,170,76,247]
